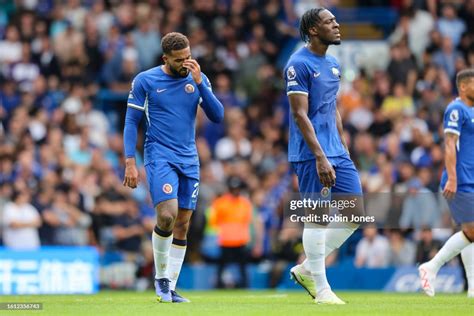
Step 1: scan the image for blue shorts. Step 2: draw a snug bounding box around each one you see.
[145,160,199,210]
[441,183,474,224]
[292,153,362,197]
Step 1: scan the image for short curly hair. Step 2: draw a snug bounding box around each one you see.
[161,32,189,55]
[456,68,474,89]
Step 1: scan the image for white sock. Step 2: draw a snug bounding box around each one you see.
[461,242,474,292]
[303,225,330,293]
[152,228,173,279]
[168,241,187,291]
[427,231,471,274]
[303,222,358,271]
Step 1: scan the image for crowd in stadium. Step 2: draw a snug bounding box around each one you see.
[0,0,473,288]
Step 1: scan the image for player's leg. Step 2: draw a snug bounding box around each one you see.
[153,199,178,302]
[298,155,362,294]
[166,163,199,302]
[419,189,474,297]
[324,154,363,258]
[291,160,344,304]
[461,242,474,298]
[168,208,192,302]
[419,222,474,297]
[146,161,179,303]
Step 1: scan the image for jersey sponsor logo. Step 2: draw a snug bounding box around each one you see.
[287,66,296,80]
[163,183,173,194]
[157,88,167,93]
[185,84,195,93]
[449,109,459,122]
[287,80,298,87]
[128,93,134,99]
[448,121,458,127]
[314,72,321,78]
[331,67,340,78]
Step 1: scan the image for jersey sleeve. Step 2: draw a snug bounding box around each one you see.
[285,60,310,96]
[198,72,224,123]
[443,105,464,136]
[127,73,147,111]
[201,73,212,91]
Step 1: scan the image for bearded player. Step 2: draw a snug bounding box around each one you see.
[123,32,224,303]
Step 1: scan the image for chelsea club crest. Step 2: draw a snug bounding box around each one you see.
[185,84,195,93]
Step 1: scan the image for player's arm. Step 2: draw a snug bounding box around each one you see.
[123,108,143,188]
[288,94,336,187]
[443,132,458,199]
[183,59,224,123]
[123,75,146,189]
[336,109,349,153]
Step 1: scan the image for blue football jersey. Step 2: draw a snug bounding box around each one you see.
[284,46,346,162]
[127,66,211,165]
[441,98,474,185]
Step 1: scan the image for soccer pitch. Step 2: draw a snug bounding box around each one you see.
[3,290,472,315]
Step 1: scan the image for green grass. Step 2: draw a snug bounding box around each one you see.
[1,290,473,316]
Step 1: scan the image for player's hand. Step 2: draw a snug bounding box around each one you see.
[183,59,202,84]
[316,156,336,188]
[123,159,139,189]
[443,179,457,200]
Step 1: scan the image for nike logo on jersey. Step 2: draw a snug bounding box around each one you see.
[157,88,167,93]
[314,72,320,78]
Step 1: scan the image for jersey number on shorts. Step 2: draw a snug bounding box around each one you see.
[191,183,200,199]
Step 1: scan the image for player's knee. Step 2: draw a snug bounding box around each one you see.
[157,211,176,230]
[462,228,474,242]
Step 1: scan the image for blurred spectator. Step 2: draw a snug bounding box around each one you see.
[0,25,22,65]
[42,184,91,246]
[0,80,21,117]
[363,159,394,225]
[107,44,139,93]
[8,42,40,92]
[214,72,243,108]
[459,0,474,35]
[386,42,418,96]
[388,229,416,266]
[268,218,302,288]
[132,20,161,71]
[112,199,144,255]
[355,225,391,268]
[432,36,463,80]
[399,177,440,231]
[53,20,84,65]
[381,83,415,119]
[215,109,252,160]
[415,227,442,263]
[210,176,253,288]
[76,98,110,149]
[388,5,434,66]
[415,227,442,264]
[2,188,41,250]
[437,4,466,47]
